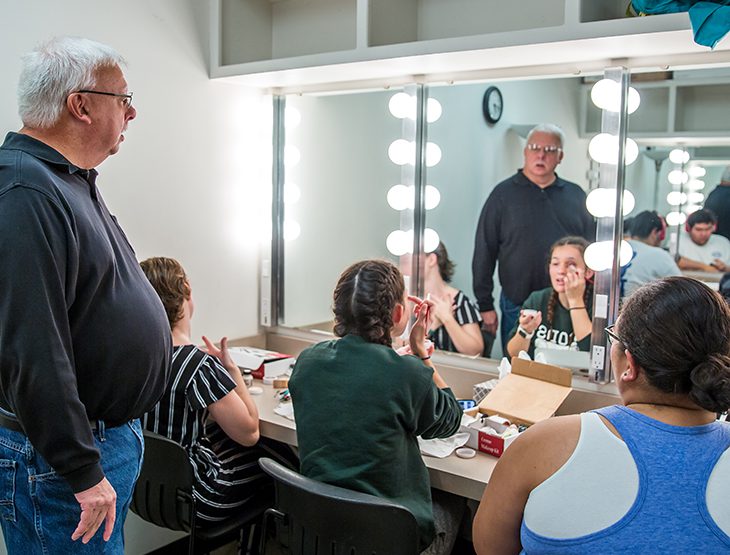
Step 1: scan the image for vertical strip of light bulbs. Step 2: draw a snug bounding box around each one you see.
[385,91,443,256]
[283,106,302,241]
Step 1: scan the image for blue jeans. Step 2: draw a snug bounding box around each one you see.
[499,292,522,355]
[0,419,144,555]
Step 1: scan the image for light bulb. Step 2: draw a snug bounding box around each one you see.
[585,188,635,218]
[667,170,689,186]
[284,145,300,167]
[387,184,412,211]
[386,230,413,256]
[666,191,687,206]
[584,240,634,272]
[588,134,638,165]
[388,139,414,165]
[669,149,690,164]
[688,192,704,204]
[426,98,442,123]
[590,79,641,114]
[666,211,687,226]
[687,179,705,191]
[684,204,701,214]
[283,219,301,241]
[425,142,442,167]
[688,166,706,178]
[424,228,440,253]
[283,183,301,204]
[388,93,414,119]
[425,185,441,210]
[285,107,301,129]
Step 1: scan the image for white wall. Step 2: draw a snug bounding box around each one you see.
[1,1,267,552]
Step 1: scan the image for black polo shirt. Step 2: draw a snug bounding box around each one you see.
[0,132,171,492]
[472,170,595,311]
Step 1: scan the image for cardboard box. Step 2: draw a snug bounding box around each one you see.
[228,346,295,379]
[460,357,572,457]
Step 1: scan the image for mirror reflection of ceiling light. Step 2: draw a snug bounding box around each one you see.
[590,79,641,114]
[584,240,633,272]
[585,188,635,217]
[666,211,687,226]
[588,133,639,165]
[688,192,705,204]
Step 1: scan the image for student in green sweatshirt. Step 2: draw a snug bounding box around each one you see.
[289,259,463,553]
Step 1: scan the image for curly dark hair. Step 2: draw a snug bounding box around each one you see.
[140,257,190,330]
[332,260,405,347]
[545,236,592,327]
[432,242,455,283]
[618,276,730,413]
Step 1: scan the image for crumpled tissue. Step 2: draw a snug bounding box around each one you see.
[274,402,295,421]
[418,432,471,458]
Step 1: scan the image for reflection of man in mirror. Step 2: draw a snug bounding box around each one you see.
[677,209,730,273]
[703,166,730,241]
[472,123,595,355]
[621,210,680,298]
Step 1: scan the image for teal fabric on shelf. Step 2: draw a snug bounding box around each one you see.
[631,0,730,48]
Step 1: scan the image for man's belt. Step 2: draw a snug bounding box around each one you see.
[0,413,100,434]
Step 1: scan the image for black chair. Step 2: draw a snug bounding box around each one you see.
[258,457,419,555]
[130,430,272,555]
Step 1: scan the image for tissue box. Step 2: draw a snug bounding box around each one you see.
[460,357,573,457]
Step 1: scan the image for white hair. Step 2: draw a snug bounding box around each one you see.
[526,123,565,148]
[18,37,125,129]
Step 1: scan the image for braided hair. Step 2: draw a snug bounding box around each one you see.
[332,260,405,347]
[545,236,593,327]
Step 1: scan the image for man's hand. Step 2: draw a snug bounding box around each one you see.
[481,310,498,336]
[711,259,728,272]
[72,477,116,543]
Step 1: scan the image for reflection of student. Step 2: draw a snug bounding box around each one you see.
[622,210,680,298]
[289,260,463,554]
[473,277,730,554]
[140,257,296,523]
[506,237,593,358]
[704,166,730,240]
[677,209,730,272]
[424,242,484,356]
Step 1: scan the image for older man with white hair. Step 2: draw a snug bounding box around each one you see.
[0,37,171,553]
[472,123,595,355]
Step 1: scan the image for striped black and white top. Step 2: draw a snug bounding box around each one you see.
[142,345,273,522]
[427,289,483,354]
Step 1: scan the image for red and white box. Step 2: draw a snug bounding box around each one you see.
[228,346,295,379]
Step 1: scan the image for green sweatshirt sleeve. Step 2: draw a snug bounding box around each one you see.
[416,386,462,439]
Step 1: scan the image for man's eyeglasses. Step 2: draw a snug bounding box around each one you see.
[526,144,562,155]
[605,324,622,347]
[76,89,133,109]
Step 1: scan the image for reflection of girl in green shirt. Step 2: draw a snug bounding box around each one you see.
[507,237,594,358]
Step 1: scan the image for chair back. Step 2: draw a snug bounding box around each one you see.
[130,430,195,532]
[259,458,419,555]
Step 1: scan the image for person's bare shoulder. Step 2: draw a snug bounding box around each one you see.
[502,415,582,491]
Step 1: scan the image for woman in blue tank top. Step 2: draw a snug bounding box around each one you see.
[473,276,730,554]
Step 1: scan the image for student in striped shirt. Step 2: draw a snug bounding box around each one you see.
[140,257,296,523]
[423,242,484,357]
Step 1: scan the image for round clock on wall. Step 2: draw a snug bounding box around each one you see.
[483,86,503,124]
